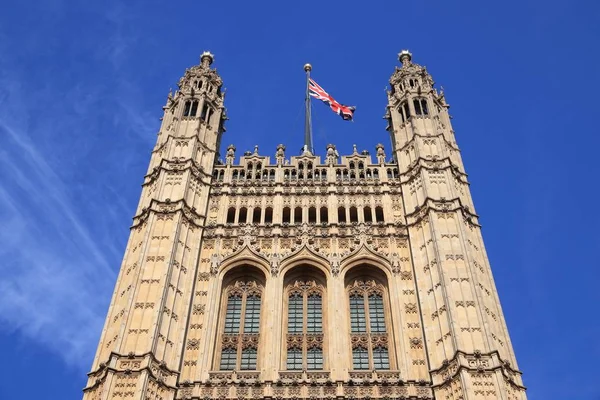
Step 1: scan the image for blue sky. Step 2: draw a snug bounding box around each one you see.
[0,0,598,399]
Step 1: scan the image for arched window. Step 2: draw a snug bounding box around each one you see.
[183,100,191,117]
[319,207,328,223]
[269,170,276,181]
[190,100,199,117]
[264,207,273,224]
[282,207,291,224]
[338,207,346,223]
[308,207,317,224]
[238,207,248,224]
[218,170,224,181]
[201,103,211,121]
[364,206,373,223]
[321,169,327,180]
[373,169,379,179]
[217,278,264,371]
[375,206,384,223]
[347,278,391,370]
[421,99,429,115]
[349,206,358,223]
[252,207,261,224]
[226,207,236,224]
[414,98,429,116]
[294,207,303,224]
[285,276,325,371]
[232,170,239,181]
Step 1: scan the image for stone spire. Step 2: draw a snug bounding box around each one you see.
[387,52,527,399]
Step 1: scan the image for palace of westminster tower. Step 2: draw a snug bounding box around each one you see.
[83,51,527,400]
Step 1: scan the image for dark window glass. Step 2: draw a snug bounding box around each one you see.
[220,348,237,370]
[244,295,261,333]
[352,347,369,370]
[226,208,236,224]
[307,347,323,370]
[288,293,303,333]
[364,207,373,223]
[338,207,346,223]
[306,294,322,333]
[349,207,358,223]
[349,295,366,333]
[414,99,422,115]
[190,100,199,116]
[238,207,247,224]
[264,207,273,224]
[421,99,429,115]
[375,206,384,223]
[308,207,317,223]
[252,207,261,224]
[183,100,191,117]
[373,346,390,370]
[320,207,328,223]
[286,347,302,370]
[368,294,386,333]
[294,207,302,224]
[224,294,242,333]
[283,207,291,223]
[240,348,257,370]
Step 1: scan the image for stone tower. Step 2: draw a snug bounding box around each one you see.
[83,51,527,400]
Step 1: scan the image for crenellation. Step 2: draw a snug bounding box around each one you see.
[84,51,525,400]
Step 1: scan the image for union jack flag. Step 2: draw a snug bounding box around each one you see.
[309,78,355,121]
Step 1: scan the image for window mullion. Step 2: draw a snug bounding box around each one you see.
[303,292,308,368]
[364,292,374,368]
[238,292,248,370]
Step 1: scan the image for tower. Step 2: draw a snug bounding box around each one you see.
[83,51,527,400]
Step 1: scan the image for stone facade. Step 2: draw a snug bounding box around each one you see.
[83,51,527,400]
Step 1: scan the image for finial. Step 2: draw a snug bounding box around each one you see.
[200,51,214,67]
[353,144,358,154]
[398,50,412,65]
[304,63,312,72]
[254,145,259,155]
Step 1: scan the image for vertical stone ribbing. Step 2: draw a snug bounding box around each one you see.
[83,52,226,400]
[388,51,526,399]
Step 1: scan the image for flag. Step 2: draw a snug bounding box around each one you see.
[309,78,355,121]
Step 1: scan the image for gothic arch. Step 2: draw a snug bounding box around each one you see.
[281,264,328,371]
[339,244,393,280]
[219,246,270,279]
[279,245,331,278]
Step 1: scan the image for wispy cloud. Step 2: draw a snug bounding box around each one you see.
[0,2,156,368]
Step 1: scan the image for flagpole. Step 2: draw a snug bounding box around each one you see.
[303,63,313,155]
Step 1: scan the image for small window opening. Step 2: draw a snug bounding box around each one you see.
[338,207,347,223]
[264,207,273,224]
[364,207,373,223]
[320,207,328,223]
[283,207,291,224]
[350,206,358,223]
[238,207,248,224]
[308,207,317,224]
[226,208,236,224]
[252,207,261,224]
[190,100,199,116]
[294,207,303,224]
[375,206,384,223]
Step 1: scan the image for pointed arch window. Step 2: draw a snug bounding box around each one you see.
[217,280,263,371]
[285,280,325,370]
[348,279,391,370]
[414,98,429,116]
